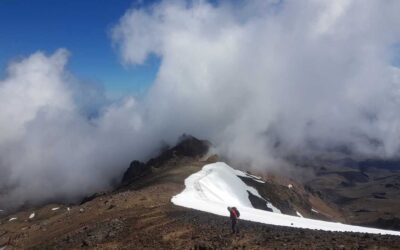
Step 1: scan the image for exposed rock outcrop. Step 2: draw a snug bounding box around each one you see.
[121,135,210,186]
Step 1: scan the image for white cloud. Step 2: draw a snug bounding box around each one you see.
[0,50,155,209]
[0,49,72,143]
[313,0,351,36]
[112,0,400,165]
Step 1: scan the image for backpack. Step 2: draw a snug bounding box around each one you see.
[232,207,240,218]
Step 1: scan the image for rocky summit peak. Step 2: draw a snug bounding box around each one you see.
[121,135,210,186]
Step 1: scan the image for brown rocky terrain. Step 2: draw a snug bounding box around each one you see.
[1,136,400,249]
[301,157,400,230]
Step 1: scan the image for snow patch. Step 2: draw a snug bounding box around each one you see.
[235,170,265,183]
[288,184,293,189]
[311,208,319,213]
[267,203,281,214]
[171,162,400,235]
[29,212,35,219]
[172,162,273,209]
[8,217,17,222]
[52,207,60,211]
[296,211,304,218]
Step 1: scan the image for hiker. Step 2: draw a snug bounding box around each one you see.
[227,206,240,234]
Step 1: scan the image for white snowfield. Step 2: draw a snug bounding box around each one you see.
[171,162,400,236]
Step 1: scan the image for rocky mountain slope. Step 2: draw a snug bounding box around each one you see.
[1,136,400,249]
[298,156,400,230]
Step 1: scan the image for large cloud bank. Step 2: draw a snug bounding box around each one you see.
[0,50,159,209]
[1,0,400,209]
[112,0,400,163]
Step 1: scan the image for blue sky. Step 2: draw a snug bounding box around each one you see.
[0,0,160,98]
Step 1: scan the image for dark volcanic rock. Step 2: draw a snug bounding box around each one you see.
[239,176,304,216]
[318,171,369,183]
[174,134,210,158]
[359,159,400,171]
[120,135,210,186]
[146,134,210,168]
[340,171,369,183]
[361,217,400,231]
[80,192,106,205]
[385,183,400,189]
[247,191,273,212]
[121,160,151,186]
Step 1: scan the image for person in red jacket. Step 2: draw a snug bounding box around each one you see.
[227,206,240,234]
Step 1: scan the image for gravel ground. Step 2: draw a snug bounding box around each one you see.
[28,194,400,250]
[1,154,400,250]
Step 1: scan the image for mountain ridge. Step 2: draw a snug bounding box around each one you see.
[1,136,400,249]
